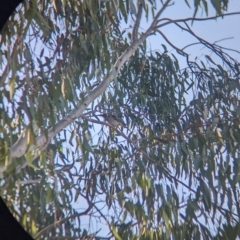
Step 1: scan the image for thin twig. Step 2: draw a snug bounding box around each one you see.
[35,203,93,239]
[149,0,172,29]
[155,11,240,29]
[155,29,188,57]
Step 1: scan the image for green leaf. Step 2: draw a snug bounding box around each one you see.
[193,0,201,19]
[80,34,89,54]
[119,0,127,22]
[34,10,49,36]
[129,0,137,15]
[227,188,232,211]
[211,0,222,15]
[112,225,122,240]
[161,44,167,53]
[9,78,15,100]
[184,0,191,8]
[202,0,208,15]
[205,55,215,65]
[200,179,211,211]
[194,155,202,171]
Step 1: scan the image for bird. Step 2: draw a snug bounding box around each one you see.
[100,114,125,128]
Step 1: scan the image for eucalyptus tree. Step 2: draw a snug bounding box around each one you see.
[1,0,240,239]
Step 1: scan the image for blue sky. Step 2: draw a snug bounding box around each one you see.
[145,0,240,63]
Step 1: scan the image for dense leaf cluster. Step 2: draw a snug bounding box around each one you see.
[0,0,240,239]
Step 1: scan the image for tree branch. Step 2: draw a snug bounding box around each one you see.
[10,0,172,159]
[149,0,172,29]
[155,11,240,29]
[155,29,188,57]
[35,202,93,239]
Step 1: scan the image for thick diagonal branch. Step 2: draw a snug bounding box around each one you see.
[10,0,171,158]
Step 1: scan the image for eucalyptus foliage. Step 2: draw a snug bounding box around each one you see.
[1,0,240,239]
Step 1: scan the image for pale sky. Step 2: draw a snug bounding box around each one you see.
[145,0,240,63]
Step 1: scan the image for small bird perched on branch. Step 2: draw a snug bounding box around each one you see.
[100,114,125,128]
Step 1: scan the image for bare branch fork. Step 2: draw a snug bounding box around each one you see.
[155,11,240,28]
[163,19,240,72]
[10,0,172,159]
[154,12,240,52]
